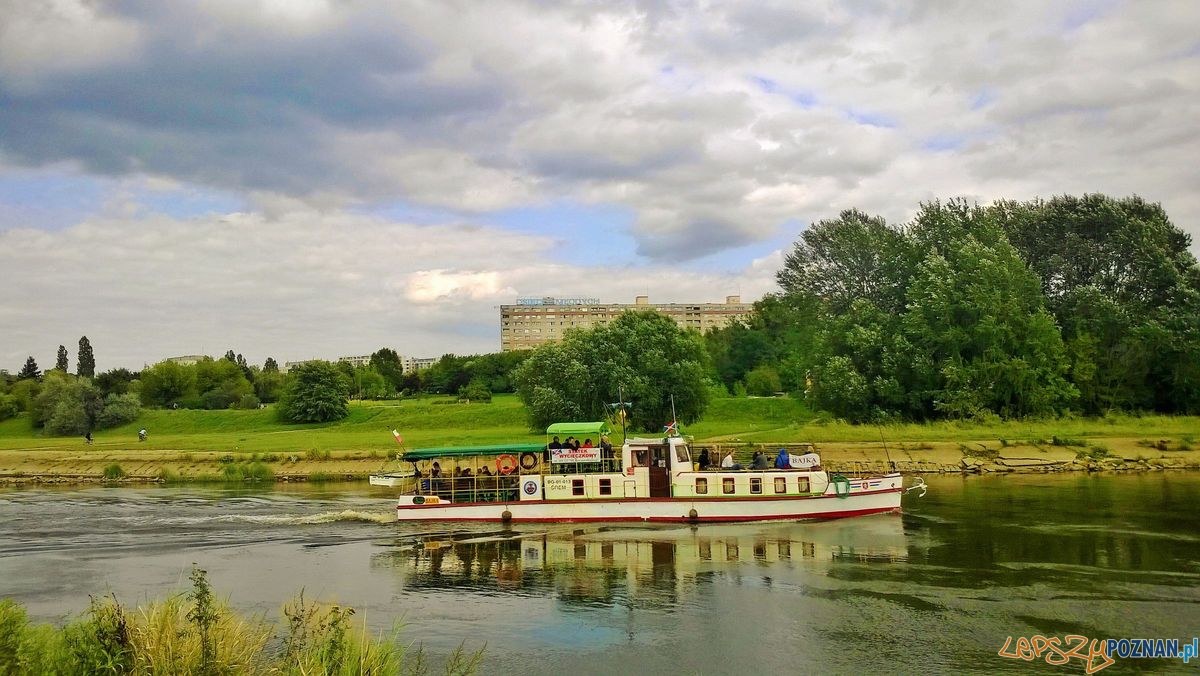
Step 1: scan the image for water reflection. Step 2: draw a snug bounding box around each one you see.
[373,516,909,608]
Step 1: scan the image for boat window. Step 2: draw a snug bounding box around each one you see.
[750,477,762,494]
[774,477,787,494]
[696,477,708,494]
[599,478,612,495]
[675,444,690,464]
[652,446,669,469]
[632,449,650,467]
[722,477,735,494]
[572,479,584,496]
[797,476,810,493]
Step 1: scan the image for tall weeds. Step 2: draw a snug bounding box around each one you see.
[0,568,481,675]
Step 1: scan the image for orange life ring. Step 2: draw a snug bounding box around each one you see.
[497,454,518,475]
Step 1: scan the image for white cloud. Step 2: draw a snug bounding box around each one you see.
[0,207,774,371]
[1,0,1199,369]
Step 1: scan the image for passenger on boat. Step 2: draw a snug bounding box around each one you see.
[752,451,770,470]
[548,436,562,449]
[431,462,442,477]
[721,451,744,471]
[774,448,791,469]
[601,435,615,469]
[583,438,594,448]
[478,464,491,476]
[697,448,710,469]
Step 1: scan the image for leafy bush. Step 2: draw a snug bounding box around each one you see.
[456,380,492,403]
[277,361,349,423]
[0,394,19,421]
[103,463,126,480]
[32,372,141,435]
[744,366,782,397]
[95,393,140,428]
[237,393,261,410]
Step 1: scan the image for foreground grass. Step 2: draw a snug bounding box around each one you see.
[0,569,481,675]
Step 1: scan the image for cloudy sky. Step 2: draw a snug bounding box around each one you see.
[1,0,1198,371]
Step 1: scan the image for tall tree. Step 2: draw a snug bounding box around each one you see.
[76,336,95,378]
[901,236,1077,418]
[369,348,405,391]
[777,209,917,314]
[18,356,40,381]
[55,345,68,372]
[515,311,710,431]
[223,349,237,362]
[235,353,253,381]
[263,357,279,373]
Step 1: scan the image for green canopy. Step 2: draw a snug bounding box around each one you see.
[401,443,544,462]
[545,422,612,437]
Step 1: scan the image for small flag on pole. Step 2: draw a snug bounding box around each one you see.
[391,429,403,445]
[663,421,678,435]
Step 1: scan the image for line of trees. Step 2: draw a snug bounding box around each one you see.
[705,194,1200,421]
[2,344,535,432]
[0,337,139,433]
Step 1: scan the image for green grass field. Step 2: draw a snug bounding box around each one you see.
[0,393,1196,455]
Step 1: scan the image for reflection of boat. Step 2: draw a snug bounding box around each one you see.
[387,423,911,523]
[375,515,909,604]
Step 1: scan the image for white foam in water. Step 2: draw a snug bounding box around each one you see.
[157,510,394,526]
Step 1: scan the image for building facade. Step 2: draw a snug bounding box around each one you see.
[499,295,753,351]
[337,355,372,368]
[402,356,437,373]
[164,354,208,366]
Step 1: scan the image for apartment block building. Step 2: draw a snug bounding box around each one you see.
[500,295,753,351]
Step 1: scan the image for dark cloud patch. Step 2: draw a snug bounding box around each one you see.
[0,3,508,197]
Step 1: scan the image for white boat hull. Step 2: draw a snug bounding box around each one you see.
[395,475,904,523]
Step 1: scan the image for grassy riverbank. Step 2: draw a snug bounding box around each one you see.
[0,569,480,675]
[0,394,1197,482]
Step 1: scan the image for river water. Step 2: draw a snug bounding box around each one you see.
[1,473,1198,674]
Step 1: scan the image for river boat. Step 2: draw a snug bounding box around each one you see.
[375,422,918,523]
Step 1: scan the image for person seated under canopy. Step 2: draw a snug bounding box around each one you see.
[774,448,791,469]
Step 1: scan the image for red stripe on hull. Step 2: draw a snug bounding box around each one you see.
[396,487,903,510]
[392,505,901,524]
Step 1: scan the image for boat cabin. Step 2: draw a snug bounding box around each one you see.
[391,422,830,504]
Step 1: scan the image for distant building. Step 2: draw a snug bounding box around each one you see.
[165,354,207,366]
[402,356,437,374]
[499,295,753,351]
[337,355,372,368]
[281,360,315,374]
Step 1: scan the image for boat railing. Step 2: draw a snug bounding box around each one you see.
[410,456,625,503]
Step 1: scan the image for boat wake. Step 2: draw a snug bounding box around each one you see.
[160,510,395,526]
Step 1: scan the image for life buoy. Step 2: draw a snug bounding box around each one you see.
[831,475,851,499]
[497,454,518,475]
[519,452,539,471]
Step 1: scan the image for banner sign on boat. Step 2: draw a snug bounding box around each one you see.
[789,453,821,469]
[551,447,602,463]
